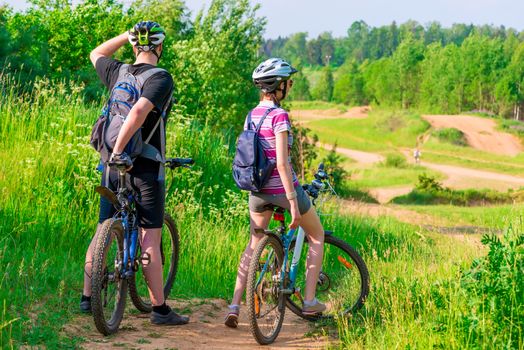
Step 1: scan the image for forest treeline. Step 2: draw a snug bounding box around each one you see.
[0,0,263,128]
[2,0,524,120]
[265,21,524,119]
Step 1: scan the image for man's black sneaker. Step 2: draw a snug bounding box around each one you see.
[150,309,189,325]
[80,299,91,313]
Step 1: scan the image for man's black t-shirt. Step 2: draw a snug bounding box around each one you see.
[95,57,174,174]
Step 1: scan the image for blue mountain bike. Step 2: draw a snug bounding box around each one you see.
[246,164,370,345]
[90,157,193,335]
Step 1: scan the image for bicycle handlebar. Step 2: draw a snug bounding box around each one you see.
[303,163,337,200]
[164,157,194,169]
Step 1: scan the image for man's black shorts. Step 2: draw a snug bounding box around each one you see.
[98,167,165,229]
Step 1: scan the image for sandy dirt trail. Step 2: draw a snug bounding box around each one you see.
[65,299,332,349]
[423,114,523,156]
[292,106,370,123]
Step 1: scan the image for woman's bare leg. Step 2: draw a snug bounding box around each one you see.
[297,207,324,302]
[231,210,273,306]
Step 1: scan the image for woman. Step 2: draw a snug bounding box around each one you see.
[225,58,325,328]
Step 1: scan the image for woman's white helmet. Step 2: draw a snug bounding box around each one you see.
[252,58,298,93]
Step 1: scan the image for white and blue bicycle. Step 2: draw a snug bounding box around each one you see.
[246,164,370,345]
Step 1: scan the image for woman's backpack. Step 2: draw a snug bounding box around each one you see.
[232,108,276,192]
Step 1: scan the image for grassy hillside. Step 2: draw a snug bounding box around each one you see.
[304,107,524,176]
[308,110,430,152]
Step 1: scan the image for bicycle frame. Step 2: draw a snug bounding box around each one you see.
[113,167,140,280]
[255,224,306,297]
[98,158,193,281]
[281,226,305,293]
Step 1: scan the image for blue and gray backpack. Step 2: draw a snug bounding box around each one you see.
[232,108,276,192]
[90,64,172,179]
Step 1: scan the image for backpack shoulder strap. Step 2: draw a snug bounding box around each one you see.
[254,107,276,133]
[115,64,130,84]
[246,111,254,130]
[135,67,167,88]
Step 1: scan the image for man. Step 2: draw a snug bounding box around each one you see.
[80,21,188,326]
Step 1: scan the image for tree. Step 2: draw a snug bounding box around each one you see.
[333,59,366,105]
[496,42,524,119]
[311,66,334,101]
[289,64,311,101]
[169,0,265,128]
[281,32,308,65]
[392,35,425,108]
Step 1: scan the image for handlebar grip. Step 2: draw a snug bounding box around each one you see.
[165,158,194,169]
[175,158,194,165]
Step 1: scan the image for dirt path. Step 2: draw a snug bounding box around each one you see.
[341,199,443,226]
[420,161,524,191]
[423,114,523,156]
[291,106,370,123]
[64,299,332,349]
[318,143,384,164]
[368,186,413,204]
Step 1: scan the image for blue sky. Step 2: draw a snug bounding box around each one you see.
[3,0,524,38]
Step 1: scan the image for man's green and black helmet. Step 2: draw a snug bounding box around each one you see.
[128,21,165,54]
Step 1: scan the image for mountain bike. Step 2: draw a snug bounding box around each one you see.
[246,164,370,345]
[90,157,193,335]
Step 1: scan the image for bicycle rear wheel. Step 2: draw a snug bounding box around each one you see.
[246,234,285,345]
[286,234,369,320]
[128,214,180,313]
[91,219,128,335]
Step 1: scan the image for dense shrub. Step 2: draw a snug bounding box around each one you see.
[432,127,468,146]
[459,230,524,348]
[381,153,408,168]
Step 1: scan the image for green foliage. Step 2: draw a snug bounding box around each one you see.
[263,21,524,119]
[459,230,524,348]
[416,173,444,192]
[289,123,318,182]
[333,59,366,105]
[499,118,524,137]
[168,0,264,128]
[311,66,334,101]
[1,0,263,128]
[288,64,311,101]
[320,143,348,194]
[381,153,408,168]
[432,127,467,146]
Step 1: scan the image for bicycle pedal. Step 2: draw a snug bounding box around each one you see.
[140,252,151,265]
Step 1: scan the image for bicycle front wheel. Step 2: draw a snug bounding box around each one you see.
[128,214,180,313]
[91,219,128,335]
[286,234,369,320]
[246,234,285,345]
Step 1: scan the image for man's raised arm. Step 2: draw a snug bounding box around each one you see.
[89,32,129,67]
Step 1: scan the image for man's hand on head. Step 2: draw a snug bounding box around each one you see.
[89,32,129,67]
